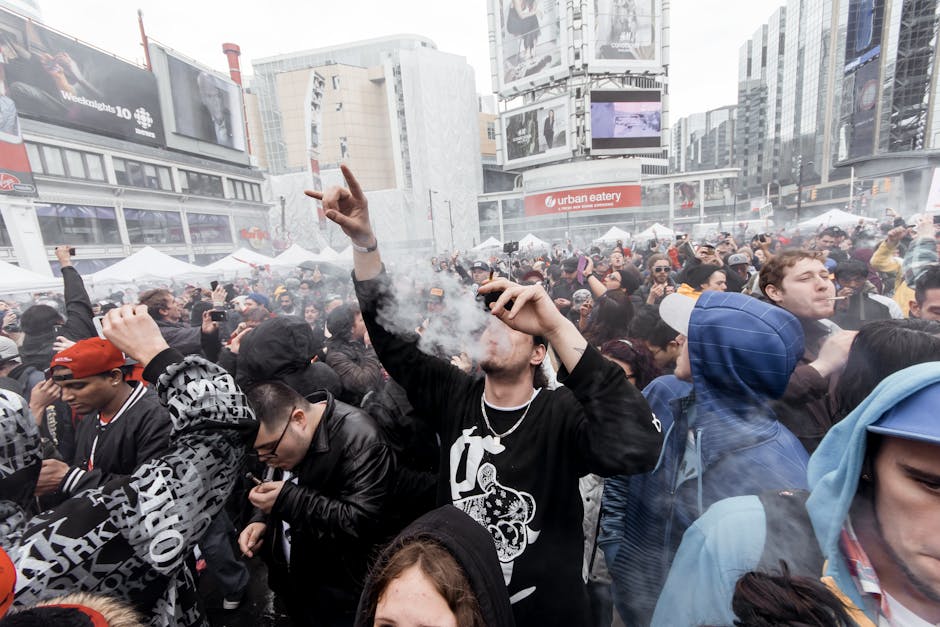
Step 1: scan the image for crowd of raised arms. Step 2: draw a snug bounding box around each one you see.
[2,165,940,627]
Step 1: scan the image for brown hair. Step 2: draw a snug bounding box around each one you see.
[367,538,485,627]
[137,288,174,320]
[758,250,826,296]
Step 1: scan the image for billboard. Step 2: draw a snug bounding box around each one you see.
[491,0,568,94]
[0,9,163,146]
[844,0,884,74]
[590,90,662,153]
[501,96,571,168]
[0,60,36,196]
[838,58,880,161]
[586,0,662,71]
[166,54,246,151]
[524,183,641,216]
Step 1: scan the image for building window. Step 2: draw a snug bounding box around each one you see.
[24,142,106,181]
[35,204,121,245]
[0,212,11,247]
[179,170,224,197]
[486,122,496,140]
[187,212,232,244]
[124,208,185,245]
[113,157,173,191]
[230,180,262,202]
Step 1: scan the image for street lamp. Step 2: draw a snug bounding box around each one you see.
[444,200,454,251]
[428,189,439,252]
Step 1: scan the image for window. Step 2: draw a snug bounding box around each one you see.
[230,179,262,202]
[124,208,185,245]
[24,142,106,181]
[0,212,11,247]
[187,212,232,244]
[113,157,173,191]
[179,170,224,197]
[487,122,496,140]
[35,204,121,245]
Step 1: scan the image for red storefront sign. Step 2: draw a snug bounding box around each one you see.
[524,184,641,216]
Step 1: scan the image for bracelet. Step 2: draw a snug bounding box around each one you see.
[351,237,378,253]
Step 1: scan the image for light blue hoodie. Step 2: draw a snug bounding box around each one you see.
[652,361,940,626]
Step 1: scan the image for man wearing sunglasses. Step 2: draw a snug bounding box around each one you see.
[640,255,677,306]
[238,380,393,627]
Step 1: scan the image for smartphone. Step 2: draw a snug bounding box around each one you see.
[92,315,106,339]
[210,280,219,291]
[52,324,63,337]
[933,215,940,226]
[68,247,76,256]
[210,309,227,322]
[480,290,513,312]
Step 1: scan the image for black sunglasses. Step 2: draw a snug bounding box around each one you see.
[652,267,671,273]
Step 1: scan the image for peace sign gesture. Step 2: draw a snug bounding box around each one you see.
[305,165,374,247]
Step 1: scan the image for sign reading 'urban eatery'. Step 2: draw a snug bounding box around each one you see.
[524,184,641,216]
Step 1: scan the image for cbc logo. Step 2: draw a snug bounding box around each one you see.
[544,195,556,208]
[134,108,154,130]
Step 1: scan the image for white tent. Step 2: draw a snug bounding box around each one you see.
[0,259,61,294]
[518,233,550,250]
[635,223,675,240]
[270,244,325,268]
[319,246,340,261]
[336,245,354,262]
[201,248,275,276]
[472,236,503,251]
[595,226,631,243]
[88,247,204,286]
[798,209,877,230]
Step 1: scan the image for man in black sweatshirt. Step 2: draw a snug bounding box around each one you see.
[307,166,663,626]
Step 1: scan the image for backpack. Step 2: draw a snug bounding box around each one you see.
[757,489,825,576]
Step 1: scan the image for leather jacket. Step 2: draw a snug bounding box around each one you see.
[251,390,394,621]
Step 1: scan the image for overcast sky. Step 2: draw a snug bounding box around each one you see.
[37,0,786,119]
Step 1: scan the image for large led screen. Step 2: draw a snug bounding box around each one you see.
[166,54,246,151]
[590,90,662,152]
[501,96,570,168]
[490,0,568,95]
[0,8,164,146]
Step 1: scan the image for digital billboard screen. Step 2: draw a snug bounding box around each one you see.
[166,54,246,151]
[844,0,884,73]
[501,96,570,168]
[491,0,568,94]
[586,0,662,71]
[590,90,662,152]
[0,8,164,146]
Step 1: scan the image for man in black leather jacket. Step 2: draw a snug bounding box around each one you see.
[238,380,393,627]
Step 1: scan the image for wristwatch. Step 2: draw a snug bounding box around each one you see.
[351,237,378,253]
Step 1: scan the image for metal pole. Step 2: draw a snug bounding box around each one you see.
[428,189,437,253]
[796,160,804,224]
[848,166,855,212]
[445,200,454,251]
[279,195,286,232]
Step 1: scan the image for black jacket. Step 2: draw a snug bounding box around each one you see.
[324,336,383,406]
[355,506,516,627]
[251,391,394,625]
[59,382,171,498]
[155,319,220,361]
[18,267,96,370]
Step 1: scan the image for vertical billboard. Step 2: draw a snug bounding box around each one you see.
[0,8,164,146]
[501,95,570,168]
[166,54,246,151]
[490,0,568,94]
[589,90,663,153]
[844,0,884,74]
[586,0,663,71]
[0,49,35,195]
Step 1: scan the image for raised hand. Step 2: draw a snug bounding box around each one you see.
[304,165,373,246]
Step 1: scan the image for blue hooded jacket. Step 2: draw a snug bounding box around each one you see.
[652,361,940,626]
[599,291,810,625]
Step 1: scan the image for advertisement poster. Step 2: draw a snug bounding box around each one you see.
[0,49,35,196]
[167,54,245,151]
[586,0,662,71]
[524,183,641,216]
[0,8,164,146]
[492,0,567,94]
[502,96,570,168]
[590,90,662,152]
[844,0,884,73]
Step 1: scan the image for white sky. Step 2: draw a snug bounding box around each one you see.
[36,0,786,119]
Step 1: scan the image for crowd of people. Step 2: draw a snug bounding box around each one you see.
[1,165,940,626]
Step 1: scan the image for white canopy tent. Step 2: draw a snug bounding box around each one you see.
[472,236,503,251]
[87,247,205,286]
[518,233,550,251]
[595,226,631,244]
[336,245,353,262]
[319,246,340,261]
[635,223,675,240]
[0,259,60,294]
[798,209,877,230]
[270,244,326,268]
[201,248,275,276]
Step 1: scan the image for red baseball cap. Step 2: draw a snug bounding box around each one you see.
[50,338,126,380]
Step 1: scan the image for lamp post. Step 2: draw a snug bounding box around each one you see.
[444,200,454,252]
[428,189,438,253]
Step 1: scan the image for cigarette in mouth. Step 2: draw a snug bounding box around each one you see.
[825,296,848,300]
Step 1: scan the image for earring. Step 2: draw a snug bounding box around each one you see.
[861,473,871,481]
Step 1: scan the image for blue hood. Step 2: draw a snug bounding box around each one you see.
[806,362,940,608]
[689,291,804,401]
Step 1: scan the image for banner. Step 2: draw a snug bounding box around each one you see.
[586,0,663,71]
[502,96,570,168]
[0,8,164,146]
[0,55,35,196]
[844,0,884,74]
[524,184,641,216]
[491,0,568,94]
[166,54,245,151]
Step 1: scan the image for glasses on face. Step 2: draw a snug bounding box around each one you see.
[653,266,670,273]
[255,406,296,462]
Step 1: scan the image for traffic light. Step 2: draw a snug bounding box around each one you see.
[883,178,892,193]
[872,182,879,196]
[810,187,817,201]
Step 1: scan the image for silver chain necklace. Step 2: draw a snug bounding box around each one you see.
[480,391,537,447]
